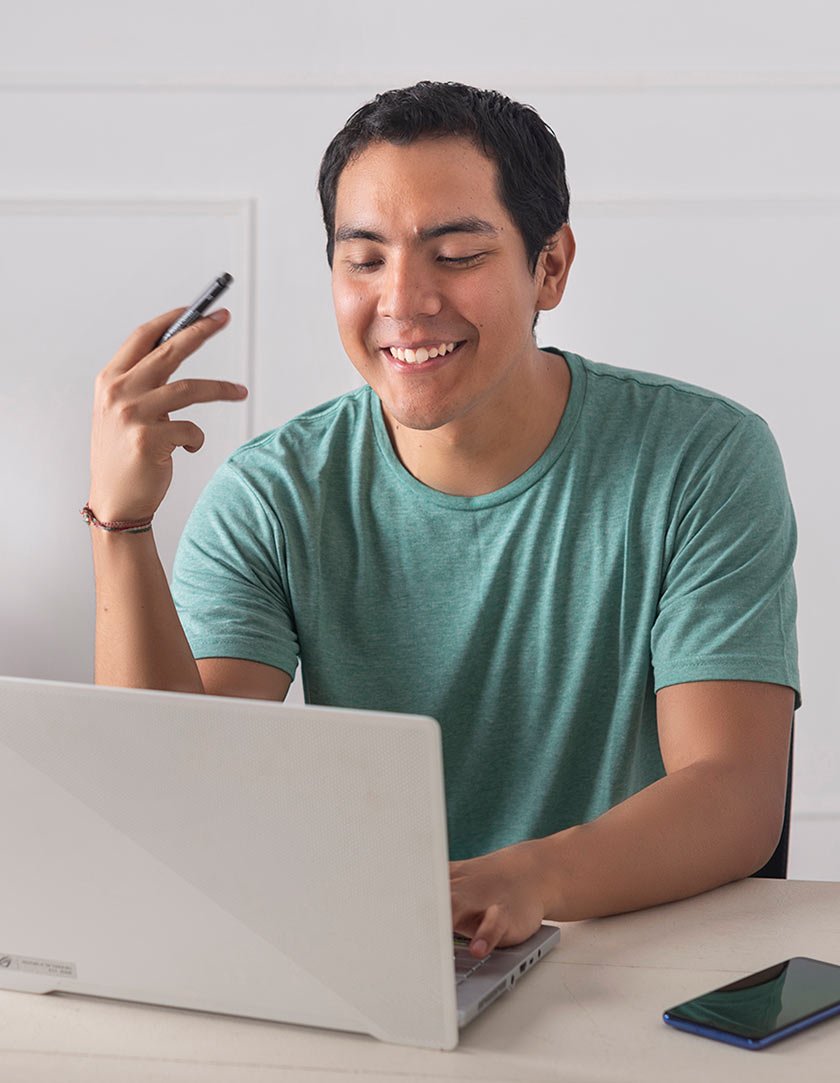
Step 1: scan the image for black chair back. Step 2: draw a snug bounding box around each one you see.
[752,721,794,879]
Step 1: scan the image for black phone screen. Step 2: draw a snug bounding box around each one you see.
[665,957,840,1041]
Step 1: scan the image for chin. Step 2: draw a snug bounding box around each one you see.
[385,405,450,433]
[386,378,484,433]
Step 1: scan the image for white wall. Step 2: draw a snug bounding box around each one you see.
[1,1,837,878]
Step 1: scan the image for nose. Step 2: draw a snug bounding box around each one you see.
[376,254,443,322]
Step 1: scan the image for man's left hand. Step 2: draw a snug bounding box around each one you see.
[449,839,549,959]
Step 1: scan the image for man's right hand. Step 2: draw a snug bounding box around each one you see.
[87,306,247,524]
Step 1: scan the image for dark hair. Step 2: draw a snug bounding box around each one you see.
[318,81,570,274]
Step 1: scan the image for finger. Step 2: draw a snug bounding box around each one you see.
[108,307,190,376]
[127,310,231,392]
[470,904,506,959]
[450,893,485,942]
[143,376,248,416]
[164,420,207,455]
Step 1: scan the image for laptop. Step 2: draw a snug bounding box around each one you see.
[0,676,560,1049]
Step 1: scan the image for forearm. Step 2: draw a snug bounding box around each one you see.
[535,761,783,923]
[90,528,204,694]
[452,685,792,956]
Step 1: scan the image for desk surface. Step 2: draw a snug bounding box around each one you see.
[2,878,839,1082]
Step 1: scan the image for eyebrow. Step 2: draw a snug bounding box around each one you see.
[334,216,500,245]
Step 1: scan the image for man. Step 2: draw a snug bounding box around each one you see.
[87,82,799,960]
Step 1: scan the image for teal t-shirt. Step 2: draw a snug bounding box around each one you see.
[171,351,800,860]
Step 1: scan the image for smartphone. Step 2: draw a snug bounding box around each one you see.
[663,957,840,1050]
[155,272,233,346]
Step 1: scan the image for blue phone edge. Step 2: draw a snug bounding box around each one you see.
[663,1000,840,1050]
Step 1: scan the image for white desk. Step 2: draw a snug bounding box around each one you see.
[2,879,839,1082]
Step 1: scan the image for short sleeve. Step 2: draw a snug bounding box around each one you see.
[651,413,800,706]
[171,461,299,678]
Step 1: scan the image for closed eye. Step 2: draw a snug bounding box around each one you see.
[345,260,381,272]
[438,254,484,266]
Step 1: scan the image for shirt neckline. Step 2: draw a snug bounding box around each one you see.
[369,348,586,509]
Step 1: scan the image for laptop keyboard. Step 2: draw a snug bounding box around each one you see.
[453,935,492,986]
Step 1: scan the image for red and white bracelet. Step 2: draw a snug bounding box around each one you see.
[80,504,153,534]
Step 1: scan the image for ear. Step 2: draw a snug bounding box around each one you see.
[534,224,575,313]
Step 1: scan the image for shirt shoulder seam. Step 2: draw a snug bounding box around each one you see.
[582,362,754,421]
[226,387,369,463]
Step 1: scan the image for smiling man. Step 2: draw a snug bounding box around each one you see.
[88,82,799,959]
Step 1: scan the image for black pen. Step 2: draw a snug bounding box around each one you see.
[155,272,233,346]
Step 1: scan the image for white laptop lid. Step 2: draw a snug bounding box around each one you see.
[0,677,459,1049]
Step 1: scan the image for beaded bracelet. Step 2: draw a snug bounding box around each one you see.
[80,504,153,534]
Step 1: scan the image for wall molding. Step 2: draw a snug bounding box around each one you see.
[0,197,251,216]
[1,73,839,94]
[572,196,840,216]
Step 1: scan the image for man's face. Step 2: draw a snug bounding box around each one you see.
[331,136,553,434]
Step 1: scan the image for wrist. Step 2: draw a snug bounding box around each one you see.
[526,829,580,921]
[81,503,154,535]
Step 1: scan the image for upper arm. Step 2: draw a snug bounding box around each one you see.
[197,657,293,701]
[172,463,300,687]
[651,415,799,703]
[656,680,794,845]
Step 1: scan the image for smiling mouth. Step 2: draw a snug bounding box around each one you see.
[383,341,466,365]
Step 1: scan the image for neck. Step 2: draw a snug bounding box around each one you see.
[383,348,570,497]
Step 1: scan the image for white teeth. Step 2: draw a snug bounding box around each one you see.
[388,341,460,364]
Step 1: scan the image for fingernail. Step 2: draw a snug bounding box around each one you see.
[208,310,228,323]
[234,384,248,396]
[473,939,488,956]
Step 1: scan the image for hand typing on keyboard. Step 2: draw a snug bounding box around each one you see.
[449,840,547,959]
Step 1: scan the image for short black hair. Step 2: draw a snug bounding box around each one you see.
[318,81,570,274]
